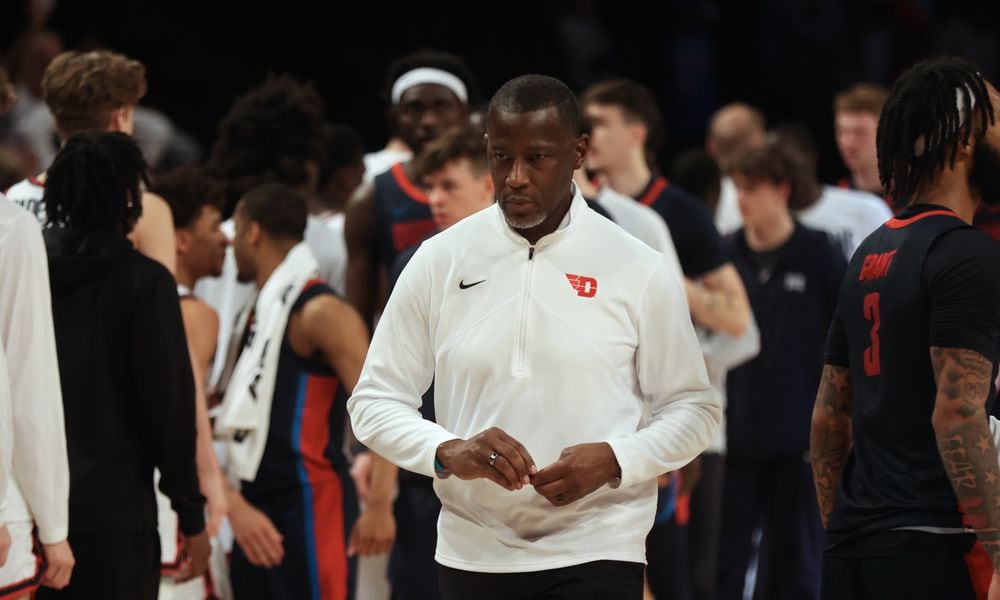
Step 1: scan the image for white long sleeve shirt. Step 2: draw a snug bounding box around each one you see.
[0,199,70,543]
[349,188,719,572]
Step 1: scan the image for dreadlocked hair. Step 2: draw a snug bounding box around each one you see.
[877,56,995,206]
[44,131,147,233]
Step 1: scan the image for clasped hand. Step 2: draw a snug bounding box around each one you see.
[435,427,621,507]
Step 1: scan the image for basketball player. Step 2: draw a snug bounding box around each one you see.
[155,166,231,598]
[4,50,177,273]
[219,183,376,600]
[343,50,479,326]
[812,56,1000,599]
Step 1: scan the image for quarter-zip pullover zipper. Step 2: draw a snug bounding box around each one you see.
[512,245,535,376]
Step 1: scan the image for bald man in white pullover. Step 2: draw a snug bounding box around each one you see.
[349,75,718,600]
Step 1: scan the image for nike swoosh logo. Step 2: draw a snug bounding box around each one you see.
[459,279,486,290]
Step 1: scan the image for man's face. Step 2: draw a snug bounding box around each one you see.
[835,111,879,174]
[733,174,789,229]
[584,103,637,172]
[966,83,1000,207]
[231,204,257,284]
[395,84,469,154]
[179,205,228,280]
[423,158,494,230]
[487,107,588,231]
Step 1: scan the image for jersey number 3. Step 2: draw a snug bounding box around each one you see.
[863,292,881,376]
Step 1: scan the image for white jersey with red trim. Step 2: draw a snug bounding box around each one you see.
[3,177,46,225]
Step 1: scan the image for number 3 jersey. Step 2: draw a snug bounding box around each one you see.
[824,204,1000,542]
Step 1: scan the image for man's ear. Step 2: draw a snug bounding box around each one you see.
[630,122,648,150]
[248,221,263,247]
[175,230,192,255]
[572,134,590,171]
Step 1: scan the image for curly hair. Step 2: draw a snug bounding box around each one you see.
[152,165,226,230]
[207,75,326,215]
[41,50,147,136]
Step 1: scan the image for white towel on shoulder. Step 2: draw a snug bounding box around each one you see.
[214,243,319,481]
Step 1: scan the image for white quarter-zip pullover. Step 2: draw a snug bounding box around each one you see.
[349,187,719,573]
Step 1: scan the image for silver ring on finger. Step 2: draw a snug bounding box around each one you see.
[489,450,499,467]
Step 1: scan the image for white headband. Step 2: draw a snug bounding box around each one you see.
[391,67,468,105]
[913,84,977,156]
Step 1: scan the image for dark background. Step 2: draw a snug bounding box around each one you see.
[3,0,998,182]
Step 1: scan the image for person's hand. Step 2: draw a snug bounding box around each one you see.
[200,468,229,537]
[347,502,396,557]
[989,571,1000,600]
[0,524,9,567]
[40,539,74,589]
[175,530,211,583]
[229,495,284,568]
[531,442,621,507]
[350,451,373,503]
[436,428,537,491]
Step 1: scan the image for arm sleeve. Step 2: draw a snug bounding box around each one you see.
[606,256,721,488]
[347,246,459,478]
[133,269,205,535]
[0,213,69,543]
[925,230,1000,357]
[700,315,761,372]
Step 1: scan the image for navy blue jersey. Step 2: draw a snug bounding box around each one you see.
[825,205,1000,545]
[242,281,353,497]
[725,223,846,460]
[373,163,436,274]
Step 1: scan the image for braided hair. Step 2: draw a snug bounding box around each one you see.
[44,131,147,233]
[877,56,994,205]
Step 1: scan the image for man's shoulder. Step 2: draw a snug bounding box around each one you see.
[820,186,892,218]
[583,204,665,266]
[4,176,43,199]
[420,205,497,252]
[0,195,40,230]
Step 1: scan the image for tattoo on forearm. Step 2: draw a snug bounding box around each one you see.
[931,347,1000,571]
[810,365,853,528]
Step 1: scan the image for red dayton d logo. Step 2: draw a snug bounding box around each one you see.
[565,273,598,298]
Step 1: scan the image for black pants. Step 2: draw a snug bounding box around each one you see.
[688,452,724,600]
[35,531,159,600]
[821,533,977,600]
[439,560,643,600]
[646,516,690,600]
[717,456,824,600]
[389,481,441,600]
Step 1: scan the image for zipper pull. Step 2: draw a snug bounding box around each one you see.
[528,246,535,260]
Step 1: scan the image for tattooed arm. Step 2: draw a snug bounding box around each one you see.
[810,364,853,528]
[931,347,1000,574]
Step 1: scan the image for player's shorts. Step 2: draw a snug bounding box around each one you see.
[0,521,43,599]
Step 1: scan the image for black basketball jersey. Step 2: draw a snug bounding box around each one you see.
[825,204,1000,545]
[373,163,436,273]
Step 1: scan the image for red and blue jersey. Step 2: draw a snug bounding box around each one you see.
[373,163,436,274]
[238,280,357,600]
